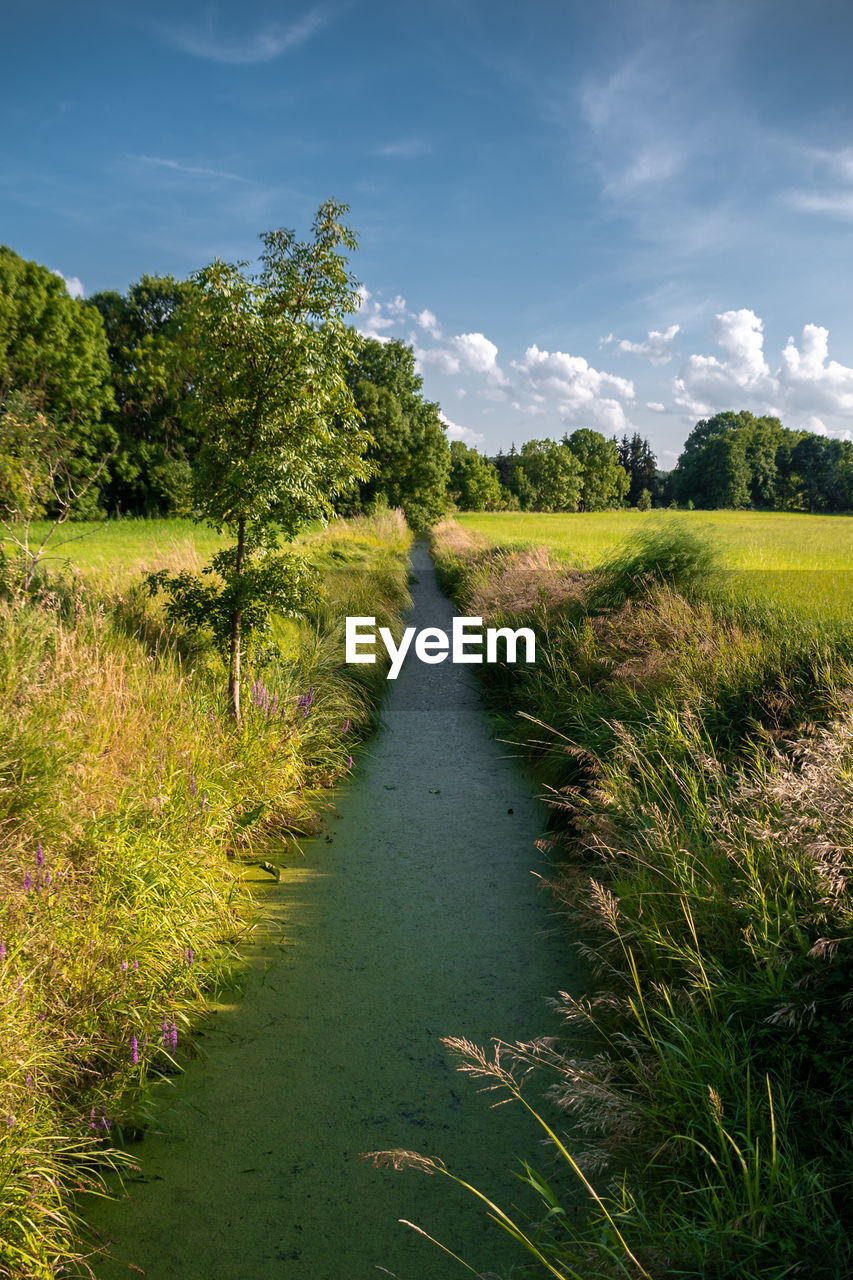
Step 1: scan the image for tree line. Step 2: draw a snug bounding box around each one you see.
[2,241,852,528]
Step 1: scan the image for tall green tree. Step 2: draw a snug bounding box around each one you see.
[616,432,658,505]
[88,275,200,515]
[564,428,629,510]
[148,201,370,722]
[0,245,114,514]
[513,439,582,511]
[341,337,450,529]
[448,441,503,510]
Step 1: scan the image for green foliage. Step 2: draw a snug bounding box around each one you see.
[341,336,450,529]
[0,246,114,518]
[447,440,503,510]
[88,275,200,516]
[589,520,720,610]
[147,548,319,663]
[0,513,411,1278]
[564,427,629,510]
[616,431,658,505]
[148,200,370,720]
[671,409,853,512]
[428,521,853,1278]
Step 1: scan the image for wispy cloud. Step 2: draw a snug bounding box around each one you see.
[785,145,853,221]
[372,138,431,159]
[158,6,330,65]
[131,154,256,184]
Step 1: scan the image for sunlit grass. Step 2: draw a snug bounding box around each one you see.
[422,519,853,1278]
[0,511,412,1278]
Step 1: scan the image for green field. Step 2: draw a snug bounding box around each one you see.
[456,509,853,631]
[456,509,853,569]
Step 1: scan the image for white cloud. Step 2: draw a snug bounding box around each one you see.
[414,330,508,384]
[673,309,853,432]
[416,309,442,339]
[646,401,666,412]
[159,9,328,64]
[439,410,484,445]
[453,332,507,383]
[779,324,853,416]
[511,344,635,431]
[605,323,680,364]
[673,309,775,415]
[355,287,398,342]
[52,270,84,299]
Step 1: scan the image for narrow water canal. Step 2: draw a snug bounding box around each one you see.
[90,543,576,1279]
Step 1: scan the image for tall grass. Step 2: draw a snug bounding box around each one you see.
[0,511,412,1278]
[420,518,853,1278]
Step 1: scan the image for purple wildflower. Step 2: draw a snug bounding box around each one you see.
[36,843,44,868]
[23,873,31,892]
[170,1021,178,1052]
[190,772,197,797]
[133,958,138,972]
[343,719,350,733]
[6,1115,14,1129]
[131,1036,138,1065]
[0,942,5,960]
[187,947,194,966]
[121,960,128,971]
[25,1074,32,1088]
[88,1107,96,1130]
[270,693,277,717]
[161,1018,169,1048]
[347,755,353,769]
[45,871,52,887]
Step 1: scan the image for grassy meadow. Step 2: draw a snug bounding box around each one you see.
[428,514,853,1279]
[457,508,853,636]
[0,511,412,1279]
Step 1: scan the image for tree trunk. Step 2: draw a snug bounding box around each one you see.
[228,518,247,723]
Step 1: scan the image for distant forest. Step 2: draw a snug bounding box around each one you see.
[2,244,852,527]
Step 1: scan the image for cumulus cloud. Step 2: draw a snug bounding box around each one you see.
[673,309,853,432]
[780,324,853,416]
[416,309,442,339]
[439,410,484,445]
[355,287,404,342]
[605,323,680,364]
[415,331,508,384]
[511,344,635,432]
[52,270,84,299]
[673,309,775,415]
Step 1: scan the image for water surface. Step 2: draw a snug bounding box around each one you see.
[89,543,577,1279]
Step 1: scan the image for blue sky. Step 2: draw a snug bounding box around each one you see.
[4,0,853,464]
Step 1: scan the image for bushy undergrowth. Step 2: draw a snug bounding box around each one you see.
[426,518,853,1278]
[0,511,411,1278]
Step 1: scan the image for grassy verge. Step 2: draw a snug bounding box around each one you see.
[428,517,853,1279]
[0,511,412,1279]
